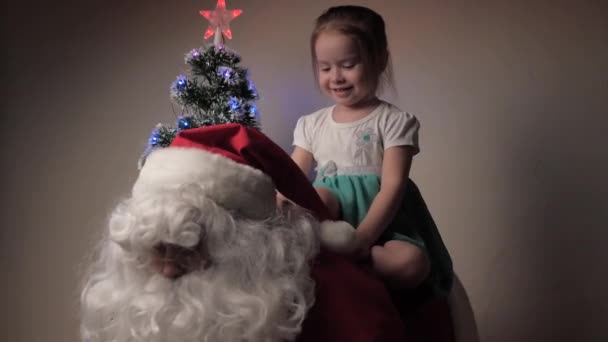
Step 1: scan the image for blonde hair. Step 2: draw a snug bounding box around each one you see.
[311,5,395,94]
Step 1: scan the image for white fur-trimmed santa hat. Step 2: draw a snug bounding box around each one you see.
[133,123,356,253]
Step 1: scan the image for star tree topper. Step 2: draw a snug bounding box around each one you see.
[199,0,243,42]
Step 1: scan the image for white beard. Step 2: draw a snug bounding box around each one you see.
[80,186,320,342]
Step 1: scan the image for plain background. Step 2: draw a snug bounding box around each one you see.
[2,0,607,341]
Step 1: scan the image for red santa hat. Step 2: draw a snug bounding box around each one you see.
[133,123,355,252]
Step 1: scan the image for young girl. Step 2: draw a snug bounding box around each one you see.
[278,5,453,295]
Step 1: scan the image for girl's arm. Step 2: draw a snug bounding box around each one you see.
[290,146,315,177]
[355,146,414,255]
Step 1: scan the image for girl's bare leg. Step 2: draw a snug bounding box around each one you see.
[371,240,430,289]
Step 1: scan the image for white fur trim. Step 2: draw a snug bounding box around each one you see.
[132,147,277,219]
[318,220,357,254]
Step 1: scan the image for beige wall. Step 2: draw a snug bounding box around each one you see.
[2,0,607,341]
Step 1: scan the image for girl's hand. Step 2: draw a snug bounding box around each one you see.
[351,231,375,261]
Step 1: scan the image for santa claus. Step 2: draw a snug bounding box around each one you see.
[80,124,422,342]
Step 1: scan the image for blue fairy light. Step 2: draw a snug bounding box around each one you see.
[250,104,259,118]
[188,49,200,59]
[185,48,204,64]
[229,97,240,112]
[176,76,187,90]
[220,66,232,79]
[170,76,189,99]
[177,116,193,131]
[171,75,188,93]
[248,80,258,97]
[148,129,161,146]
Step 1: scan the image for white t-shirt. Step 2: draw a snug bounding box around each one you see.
[293,101,420,178]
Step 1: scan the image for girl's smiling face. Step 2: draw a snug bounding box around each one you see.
[314,31,377,109]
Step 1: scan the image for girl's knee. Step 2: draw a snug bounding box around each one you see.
[370,245,396,274]
[370,245,386,262]
[402,252,430,282]
[373,241,430,285]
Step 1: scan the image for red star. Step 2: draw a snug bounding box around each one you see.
[199,0,243,40]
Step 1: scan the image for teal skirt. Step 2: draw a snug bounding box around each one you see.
[314,175,453,296]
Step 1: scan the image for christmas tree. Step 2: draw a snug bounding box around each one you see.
[145,0,258,152]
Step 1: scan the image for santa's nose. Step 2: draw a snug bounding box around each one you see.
[153,243,204,279]
[158,259,182,278]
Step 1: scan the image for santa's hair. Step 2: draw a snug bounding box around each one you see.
[80,184,320,342]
